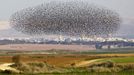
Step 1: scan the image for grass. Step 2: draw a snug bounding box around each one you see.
[109,57,134,63]
[7,60,134,74]
[1,48,134,74]
[0,72,133,75]
[99,57,134,63]
[11,62,57,74]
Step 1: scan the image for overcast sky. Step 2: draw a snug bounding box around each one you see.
[0,0,134,20]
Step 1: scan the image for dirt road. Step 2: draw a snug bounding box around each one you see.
[75,59,102,67]
[0,63,19,73]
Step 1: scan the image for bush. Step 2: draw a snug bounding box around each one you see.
[88,61,134,72]
[117,64,134,71]
[98,61,114,67]
[11,62,57,73]
[12,55,21,64]
[70,63,76,67]
[89,67,111,72]
[11,62,31,73]
[28,62,45,68]
[111,67,122,72]
[89,61,114,68]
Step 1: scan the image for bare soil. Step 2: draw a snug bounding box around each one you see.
[0,44,95,51]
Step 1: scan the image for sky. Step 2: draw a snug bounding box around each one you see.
[0,0,134,20]
[0,0,134,38]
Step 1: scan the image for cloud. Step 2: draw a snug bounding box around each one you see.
[0,21,11,30]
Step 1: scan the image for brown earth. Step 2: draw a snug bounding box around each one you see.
[0,44,95,51]
[0,54,134,67]
[0,54,95,67]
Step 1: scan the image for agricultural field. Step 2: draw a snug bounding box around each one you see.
[0,47,134,74]
[0,44,95,51]
[99,57,134,63]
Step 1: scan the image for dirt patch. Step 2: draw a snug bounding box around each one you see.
[0,44,95,51]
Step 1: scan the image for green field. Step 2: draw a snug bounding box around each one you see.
[107,57,134,63]
[97,57,134,63]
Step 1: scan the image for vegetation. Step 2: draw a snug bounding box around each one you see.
[10,62,59,74]
[98,57,134,63]
[88,61,134,72]
[12,55,21,64]
[0,49,134,74]
[107,57,134,63]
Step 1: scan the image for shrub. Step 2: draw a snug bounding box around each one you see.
[89,67,111,72]
[117,64,134,71]
[70,63,76,67]
[98,61,114,67]
[11,62,57,73]
[28,62,45,68]
[12,55,21,64]
[89,61,114,68]
[88,61,134,72]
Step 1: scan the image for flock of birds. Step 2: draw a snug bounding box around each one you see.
[10,1,121,38]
